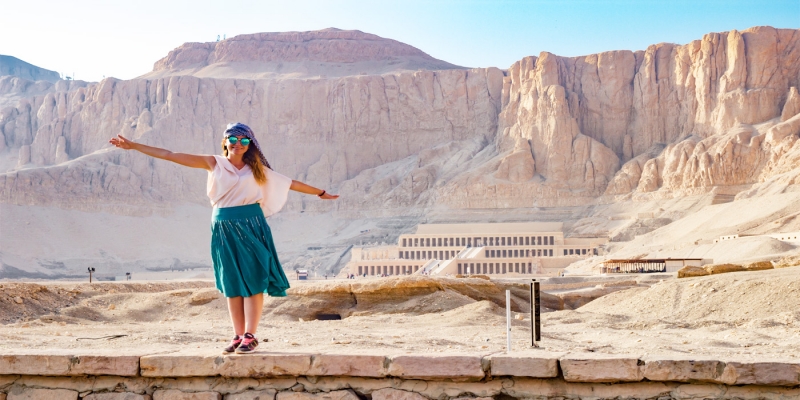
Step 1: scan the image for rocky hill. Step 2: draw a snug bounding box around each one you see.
[1,26,799,278]
[140,28,464,79]
[0,55,60,82]
[0,76,89,117]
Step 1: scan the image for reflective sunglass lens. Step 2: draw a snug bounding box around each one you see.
[226,137,250,145]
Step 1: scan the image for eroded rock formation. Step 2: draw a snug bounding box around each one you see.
[2,27,800,216]
[2,27,800,275]
[491,27,800,202]
[0,68,502,214]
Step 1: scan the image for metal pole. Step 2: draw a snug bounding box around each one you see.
[530,279,541,347]
[506,290,511,353]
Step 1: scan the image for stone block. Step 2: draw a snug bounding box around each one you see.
[224,390,276,400]
[11,376,95,392]
[191,289,221,305]
[295,377,391,395]
[0,375,16,388]
[160,377,295,394]
[7,387,78,400]
[399,379,503,399]
[141,352,311,377]
[307,354,386,377]
[720,361,800,386]
[704,263,745,275]
[90,377,152,394]
[488,351,561,377]
[502,378,677,399]
[560,354,643,382]
[672,383,726,398]
[387,354,485,381]
[84,394,150,400]
[153,390,221,400]
[276,390,358,400]
[677,266,709,278]
[371,388,427,400]
[0,353,139,376]
[744,260,773,271]
[643,358,726,383]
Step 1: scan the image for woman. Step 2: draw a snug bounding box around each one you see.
[109,122,338,354]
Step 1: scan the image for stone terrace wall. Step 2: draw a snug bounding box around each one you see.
[0,351,799,399]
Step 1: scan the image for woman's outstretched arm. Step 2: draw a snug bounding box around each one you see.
[290,180,339,200]
[109,134,216,170]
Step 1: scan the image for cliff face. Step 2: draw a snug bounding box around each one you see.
[3,26,800,277]
[495,26,800,200]
[142,28,464,80]
[0,68,503,214]
[1,27,799,218]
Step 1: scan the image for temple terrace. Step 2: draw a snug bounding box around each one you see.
[342,222,608,277]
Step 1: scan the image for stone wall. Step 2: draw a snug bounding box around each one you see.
[1,351,798,399]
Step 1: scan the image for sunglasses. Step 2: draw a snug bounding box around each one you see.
[227,137,251,146]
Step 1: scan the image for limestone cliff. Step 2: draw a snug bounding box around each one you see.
[0,69,502,215]
[493,26,800,201]
[2,27,800,276]
[141,28,464,80]
[2,27,799,215]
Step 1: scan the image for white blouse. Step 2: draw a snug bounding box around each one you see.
[206,155,292,217]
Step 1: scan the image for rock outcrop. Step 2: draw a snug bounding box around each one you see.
[0,76,88,123]
[2,27,800,214]
[2,26,800,275]
[0,55,61,82]
[496,27,800,201]
[0,68,503,214]
[142,28,465,80]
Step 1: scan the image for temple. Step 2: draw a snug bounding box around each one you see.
[342,222,608,277]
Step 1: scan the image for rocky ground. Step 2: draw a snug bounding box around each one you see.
[1,267,799,361]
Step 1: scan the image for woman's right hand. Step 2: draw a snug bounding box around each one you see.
[109,134,136,150]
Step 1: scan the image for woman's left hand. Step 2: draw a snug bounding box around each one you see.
[320,192,339,200]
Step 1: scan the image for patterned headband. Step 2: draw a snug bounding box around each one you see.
[224,122,271,169]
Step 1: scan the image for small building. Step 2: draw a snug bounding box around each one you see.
[763,232,800,242]
[714,234,739,243]
[599,258,711,274]
[296,269,308,280]
[713,232,800,243]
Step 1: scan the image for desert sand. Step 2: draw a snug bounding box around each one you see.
[1,266,799,361]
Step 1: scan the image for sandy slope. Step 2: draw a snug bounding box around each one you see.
[1,269,798,360]
[564,191,800,274]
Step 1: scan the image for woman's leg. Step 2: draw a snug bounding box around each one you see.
[226,296,245,336]
[243,293,265,335]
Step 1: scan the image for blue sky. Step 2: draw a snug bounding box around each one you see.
[1,0,797,82]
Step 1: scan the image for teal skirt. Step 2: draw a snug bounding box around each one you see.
[210,204,290,298]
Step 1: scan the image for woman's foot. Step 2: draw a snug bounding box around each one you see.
[222,335,242,354]
[234,333,259,353]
